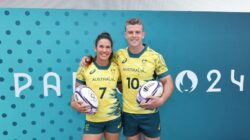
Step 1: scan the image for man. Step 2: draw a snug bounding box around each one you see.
[82,18,174,140]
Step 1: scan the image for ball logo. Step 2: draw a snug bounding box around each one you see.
[89,92,98,102]
[143,86,149,92]
[175,70,198,93]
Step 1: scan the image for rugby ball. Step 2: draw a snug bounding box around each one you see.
[137,81,163,104]
[74,85,98,114]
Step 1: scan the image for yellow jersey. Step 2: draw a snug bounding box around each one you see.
[113,46,169,114]
[76,61,121,122]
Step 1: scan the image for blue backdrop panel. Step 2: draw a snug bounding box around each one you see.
[0,9,250,140]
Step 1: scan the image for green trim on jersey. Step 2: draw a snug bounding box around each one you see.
[93,61,111,70]
[76,61,121,122]
[128,45,148,58]
[76,79,86,85]
[158,70,170,79]
[113,46,169,114]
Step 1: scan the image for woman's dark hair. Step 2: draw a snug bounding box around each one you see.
[94,32,113,60]
[95,32,113,48]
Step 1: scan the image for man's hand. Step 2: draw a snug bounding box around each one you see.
[139,96,163,109]
[80,56,93,67]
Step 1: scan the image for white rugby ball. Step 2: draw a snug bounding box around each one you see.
[74,85,98,114]
[137,81,163,104]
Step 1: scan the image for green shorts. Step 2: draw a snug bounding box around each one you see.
[84,117,122,134]
[122,112,160,138]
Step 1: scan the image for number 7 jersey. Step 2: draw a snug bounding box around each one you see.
[113,46,170,114]
[76,61,121,122]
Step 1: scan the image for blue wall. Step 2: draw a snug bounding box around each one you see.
[0,9,250,140]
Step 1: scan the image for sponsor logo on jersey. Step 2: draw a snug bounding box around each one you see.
[89,69,96,74]
[142,59,147,64]
[122,58,127,64]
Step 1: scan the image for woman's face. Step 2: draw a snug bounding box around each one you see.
[95,38,112,62]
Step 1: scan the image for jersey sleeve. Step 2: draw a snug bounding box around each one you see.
[155,53,170,79]
[76,66,86,84]
[112,51,120,65]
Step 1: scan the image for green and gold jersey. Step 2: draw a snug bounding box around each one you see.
[113,46,169,114]
[76,61,121,122]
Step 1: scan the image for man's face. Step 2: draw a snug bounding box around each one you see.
[125,24,145,48]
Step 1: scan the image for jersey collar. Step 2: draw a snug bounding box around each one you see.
[128,44,148,58]
[93,61,111,70]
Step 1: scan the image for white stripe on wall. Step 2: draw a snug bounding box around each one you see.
[0,0,250,12]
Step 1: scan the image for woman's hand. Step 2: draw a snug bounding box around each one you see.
[71,95,91,114]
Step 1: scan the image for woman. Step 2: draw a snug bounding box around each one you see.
[71,32,122,140]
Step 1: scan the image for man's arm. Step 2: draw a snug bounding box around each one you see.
[80,55,93,67]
